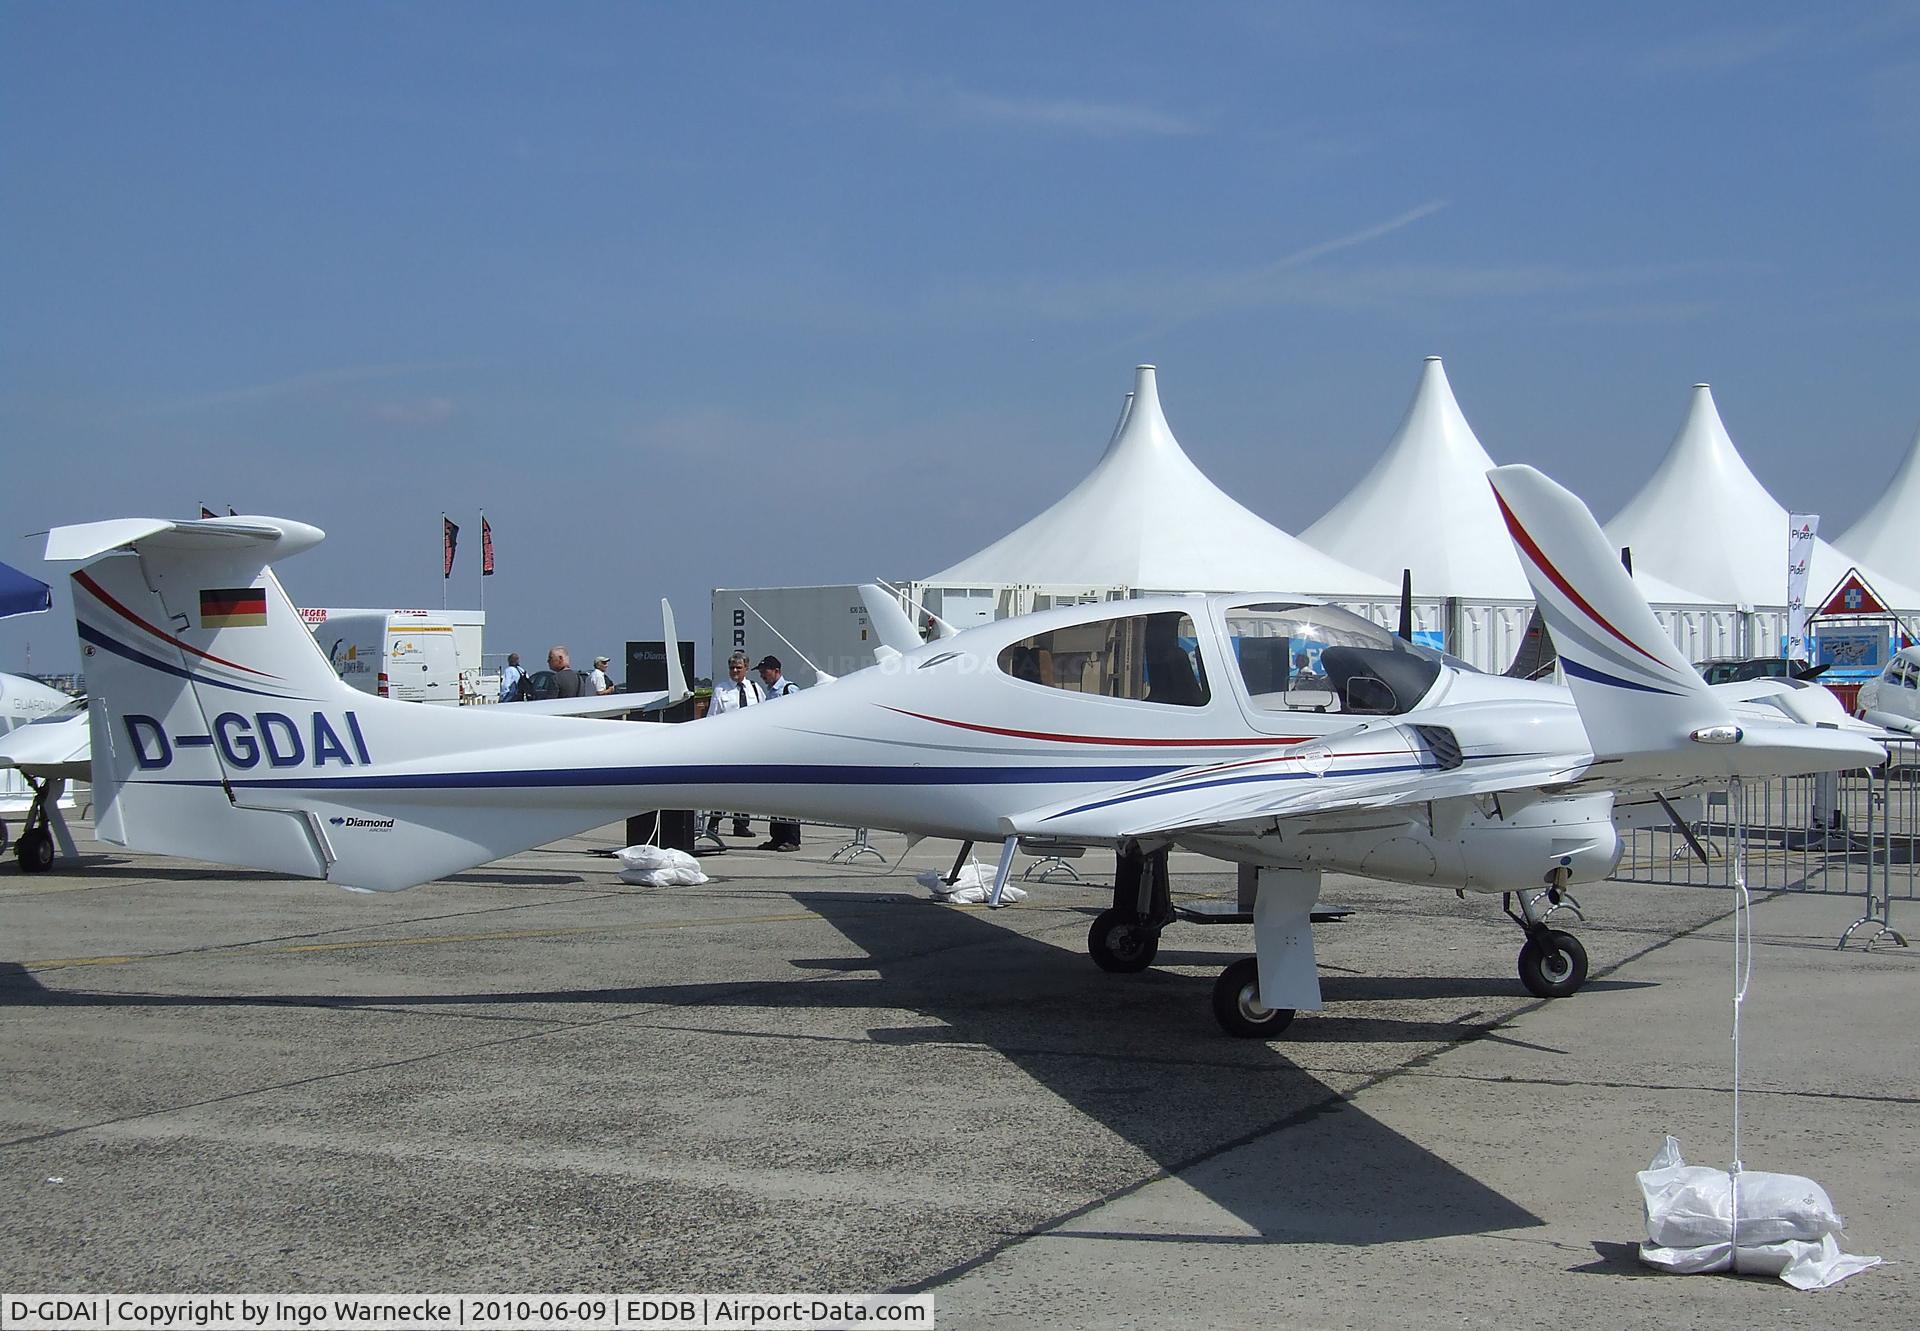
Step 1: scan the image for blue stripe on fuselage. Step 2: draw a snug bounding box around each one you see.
[139,761,1183,792]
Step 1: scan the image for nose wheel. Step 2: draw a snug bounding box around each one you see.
[1504,870,1590,999]
[1516,929,1588,998]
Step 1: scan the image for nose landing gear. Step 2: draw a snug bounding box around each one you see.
[1505,867,1590,999]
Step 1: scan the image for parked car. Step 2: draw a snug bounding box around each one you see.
[1693,656,1828,686]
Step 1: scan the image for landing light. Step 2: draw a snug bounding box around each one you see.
[1689,724,1743,745]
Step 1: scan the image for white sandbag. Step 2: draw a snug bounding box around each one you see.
[1641,1234,1885,1291]
[915,863,1026,905]
[1636,1137,1881,1289]
[615,844,709,887]
[1639,1136,1842,1247]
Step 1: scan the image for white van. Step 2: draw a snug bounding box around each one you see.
[305,609,462,706]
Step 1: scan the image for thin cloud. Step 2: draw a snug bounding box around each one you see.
[1637,25,1800,74]
[120,361,465,420]
[870,79,1205,138]
[369,397,456,427]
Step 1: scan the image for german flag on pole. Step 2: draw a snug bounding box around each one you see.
[200,586,268,629]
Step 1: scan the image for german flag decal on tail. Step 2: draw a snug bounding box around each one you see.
[200,586,268,628]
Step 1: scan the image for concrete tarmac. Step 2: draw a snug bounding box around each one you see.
[1,821,1914,1329]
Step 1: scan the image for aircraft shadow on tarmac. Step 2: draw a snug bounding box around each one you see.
[1,890,1561,1246]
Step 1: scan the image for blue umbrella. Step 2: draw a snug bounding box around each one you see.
[0,558,52,620]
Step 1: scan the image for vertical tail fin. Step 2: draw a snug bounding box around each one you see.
[1487,466,1736,759]
[52,515,657,890]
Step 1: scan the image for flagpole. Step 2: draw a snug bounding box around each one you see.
[478,508,486,613]
[440,512,448,610]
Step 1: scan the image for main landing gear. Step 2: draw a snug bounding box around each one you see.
[9,775,66,875]
[1211,957,1294,1038]
[1504,867,1589,999]
[1087,845,1173,974]
[1082,852,1327,1039]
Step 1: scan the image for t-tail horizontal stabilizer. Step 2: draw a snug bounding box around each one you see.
[1487,465,1881,781]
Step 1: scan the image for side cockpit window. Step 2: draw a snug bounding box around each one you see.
[996,611,1210,707]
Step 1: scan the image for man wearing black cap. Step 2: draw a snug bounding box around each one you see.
[756,655,803,850]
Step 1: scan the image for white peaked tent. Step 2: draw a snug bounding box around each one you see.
[1836,423,1920,592]
[1304,356,1709,605]
[924,365,1393,597]
[1297,357,1712,670]
[1607,385,1920,618]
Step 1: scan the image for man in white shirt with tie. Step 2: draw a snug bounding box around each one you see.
[703,650,762,837]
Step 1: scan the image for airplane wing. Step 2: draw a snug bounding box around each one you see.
[0,709,92,782]
[1001,732,1588,843]
[484,689,670,719]
[485,597,691,720]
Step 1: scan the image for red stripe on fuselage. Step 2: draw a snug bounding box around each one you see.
[73,570,278,679]
[1492,489,1667,668]
[882,706,1305,747]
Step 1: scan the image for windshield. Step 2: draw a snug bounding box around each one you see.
[1224,601,1443,716]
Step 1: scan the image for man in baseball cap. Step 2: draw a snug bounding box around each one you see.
[755,656,802,849]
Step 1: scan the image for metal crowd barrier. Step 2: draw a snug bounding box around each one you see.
[1612,739,1917,948]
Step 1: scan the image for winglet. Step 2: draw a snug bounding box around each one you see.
[661,598,691,704]
[1488,465,1735,759]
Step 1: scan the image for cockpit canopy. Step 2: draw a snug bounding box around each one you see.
[990,598,1454,717]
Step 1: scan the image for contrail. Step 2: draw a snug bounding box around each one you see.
[1092,198,1449,358]
[1258,198,1449,275]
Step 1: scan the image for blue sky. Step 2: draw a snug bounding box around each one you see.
[4,3,1917,676]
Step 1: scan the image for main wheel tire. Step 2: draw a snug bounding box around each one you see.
[1518,930,1588,998]
[0,818,9,853]
[16,828,54,874]
[1087,908,1160,973]
[1211,957,1296,1038]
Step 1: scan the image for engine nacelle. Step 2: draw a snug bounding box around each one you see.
[1188,791,1621,893]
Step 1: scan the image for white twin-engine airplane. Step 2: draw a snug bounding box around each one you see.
[42,467,1883,1037]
